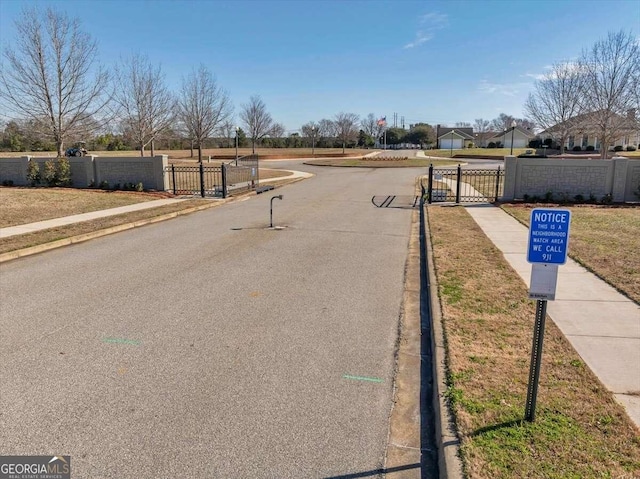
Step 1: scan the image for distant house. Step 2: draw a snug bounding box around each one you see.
[489,126,535,149]
[538,110,639,151]
[435,125,474,149]
[474,131,499,148]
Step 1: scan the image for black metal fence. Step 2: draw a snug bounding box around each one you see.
[422,164,504,203]
[165,164,224,197]
[164,155,259,198]
[225,155,259,194]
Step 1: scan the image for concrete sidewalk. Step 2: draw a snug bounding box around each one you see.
[464,204,640,427]
[0,199,187,239]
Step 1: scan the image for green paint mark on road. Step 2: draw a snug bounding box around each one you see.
[343,374,383,383]
[102,338,141,346]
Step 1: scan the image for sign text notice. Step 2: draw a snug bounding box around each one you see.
[527,208,571,265]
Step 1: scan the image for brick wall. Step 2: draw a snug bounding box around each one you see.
[503,156,640,202]
[0,155,168,190]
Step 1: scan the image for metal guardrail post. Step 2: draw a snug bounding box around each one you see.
[427,164,434,204]
[199,162,205,198]
[455,164,462,203]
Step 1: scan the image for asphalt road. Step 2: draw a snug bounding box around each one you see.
[0,162,427,478]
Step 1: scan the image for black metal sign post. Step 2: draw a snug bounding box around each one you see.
[525,299,548,422]
[525,208,571,423]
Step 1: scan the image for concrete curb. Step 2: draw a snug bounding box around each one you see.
[384,179,464,478]
[384,205,424,477]
[0,202,221,264]
[424,205,465,478]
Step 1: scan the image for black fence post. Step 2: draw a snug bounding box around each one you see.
[494,166,502,202]
[455,164,462,203]
[199,162,205,198]
[171,164,176,195]
[427,164,434,204]
[221,163,227,198]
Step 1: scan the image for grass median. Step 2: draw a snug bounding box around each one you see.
[428,205,640,478]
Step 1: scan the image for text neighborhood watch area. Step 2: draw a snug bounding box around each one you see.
[527,209,571,264]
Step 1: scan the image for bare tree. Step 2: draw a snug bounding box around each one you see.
[490,113,535,134]
[177,65,232,162]
[473,118,490,132]
[524,62,585,153]
[317,119,336,138]
[490,113,516,131]
[269,122,286,139]
[0,7,110,157]
[240,95,274,153]
[301,121,318,147]
[580,30,640,157]
[219,119,236,148]
[361,113,385,142]
[113,54,175,157]
[334,112,360,153]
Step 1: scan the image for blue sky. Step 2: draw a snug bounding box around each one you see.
[1,0,639,133]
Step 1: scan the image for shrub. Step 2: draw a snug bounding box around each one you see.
[601,193,613,204]
[112,183,121,191]
[544,191,554,203]
[572,146,582,151]
[626,145,637,151]
[39,158,73,187]
[613,145,624,152]
[574,194,585,203]
[2,180,14,186]
[55,157,72,186]
[27,160,40,186]
[42,159,57,186]
[586,145,595,151]
[543,138,553,147]
[488,142,496,148]
[135,182,144,192]
[99,180,109,189]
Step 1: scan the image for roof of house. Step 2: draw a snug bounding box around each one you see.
[539,110,639,136]
[437,129,475,140]
[489,126,536,139]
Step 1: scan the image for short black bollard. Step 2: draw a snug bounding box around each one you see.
[270,195,283,228]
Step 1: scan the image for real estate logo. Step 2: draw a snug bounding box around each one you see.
[0,456,70,479]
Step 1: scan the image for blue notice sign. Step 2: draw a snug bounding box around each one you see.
[527,208,571,264]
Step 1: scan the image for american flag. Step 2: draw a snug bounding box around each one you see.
[377,116,387,126]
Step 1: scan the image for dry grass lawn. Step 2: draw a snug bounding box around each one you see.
[502,204,640,304]
[0,188,161,228]
[428,205,640,478]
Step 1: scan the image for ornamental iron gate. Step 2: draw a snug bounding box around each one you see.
[164,155,259,198]
[422,164,504,203]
